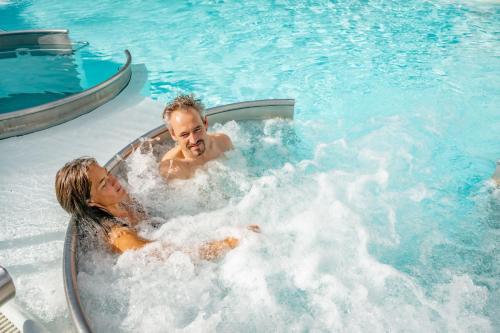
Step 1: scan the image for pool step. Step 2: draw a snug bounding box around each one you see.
[0,311,20,333]
[0,302,48,333]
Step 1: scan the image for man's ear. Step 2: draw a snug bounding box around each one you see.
[203,116,208,130]
[169,127,178,141]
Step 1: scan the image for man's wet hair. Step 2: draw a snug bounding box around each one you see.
[162,94,205,123]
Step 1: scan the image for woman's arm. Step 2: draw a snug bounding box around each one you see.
[108,224,264,260]
[198,237,239,261]
[109,227,240,260]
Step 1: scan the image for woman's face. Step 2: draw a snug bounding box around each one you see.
[88,163,127,208]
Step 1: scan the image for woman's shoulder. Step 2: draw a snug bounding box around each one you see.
[108,225,135,241]
[108,225,150,253]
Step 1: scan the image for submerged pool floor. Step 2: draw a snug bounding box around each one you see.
[0,0,499,332]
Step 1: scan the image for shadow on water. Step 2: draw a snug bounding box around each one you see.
[0,231,65,250]
[0,92,76,113]
[7,257,61,277]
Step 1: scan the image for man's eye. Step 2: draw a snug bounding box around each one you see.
[181,133,189,138]
[194,127,201,132]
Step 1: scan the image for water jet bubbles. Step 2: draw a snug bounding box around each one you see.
[77,116,497,332]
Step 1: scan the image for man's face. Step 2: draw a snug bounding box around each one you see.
[169,107,209,159]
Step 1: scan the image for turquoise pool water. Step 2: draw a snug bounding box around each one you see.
[1,0,499,331]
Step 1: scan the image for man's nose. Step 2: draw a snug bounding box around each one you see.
[189,132,198,143]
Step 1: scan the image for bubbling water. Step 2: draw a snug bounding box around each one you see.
[77,119,495,332]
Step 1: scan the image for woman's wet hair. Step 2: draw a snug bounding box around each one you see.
[55,157,113,237]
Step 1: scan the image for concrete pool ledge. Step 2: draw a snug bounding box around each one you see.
[0,30,133,139]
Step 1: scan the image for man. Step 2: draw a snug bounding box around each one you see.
[159,94,233,180]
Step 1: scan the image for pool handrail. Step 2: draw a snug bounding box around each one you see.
[62,98,295,333]
[0,49,132,139]
[0,29,73,57]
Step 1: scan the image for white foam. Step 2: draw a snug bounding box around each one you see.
[78,120,493,332]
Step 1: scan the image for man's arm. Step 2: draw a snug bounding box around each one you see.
[214,133,233,151]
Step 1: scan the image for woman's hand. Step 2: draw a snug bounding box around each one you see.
[197,226,260,261]
[223,237,240,248]
[199,237,240,261]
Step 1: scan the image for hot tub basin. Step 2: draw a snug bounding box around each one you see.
[62,98,295,333]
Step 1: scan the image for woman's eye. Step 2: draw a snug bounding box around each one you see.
[102,177,110,188]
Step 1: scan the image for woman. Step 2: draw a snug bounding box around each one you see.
[55,157,241,259]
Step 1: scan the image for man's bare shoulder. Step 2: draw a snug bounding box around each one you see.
[211,133,233,151]
[161,145,181,162]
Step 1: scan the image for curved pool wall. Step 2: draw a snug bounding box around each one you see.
[63,99,295,333]
[0,29,73,58]
[0,30,132,139]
